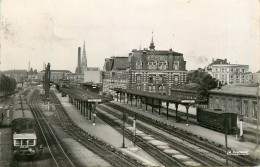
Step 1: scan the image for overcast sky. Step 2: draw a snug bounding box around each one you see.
[0,0,259,72]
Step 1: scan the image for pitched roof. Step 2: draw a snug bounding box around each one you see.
[113,57,129,70]
[171,83,201,93]
[39,70,72,73]
[208,85,258,97]
[87,67,100,71]
[133,49,183,56]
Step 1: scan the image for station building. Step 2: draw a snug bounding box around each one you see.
[128,37,187,95]
[208,84,259,125]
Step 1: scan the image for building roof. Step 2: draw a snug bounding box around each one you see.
[171,83,201,93]
[208,59,228,67]
[132,49,183,56]
[87,67,100,71]
[104,56,129,71]
[39,70,72,73]
[208,85,259,98]
[211,64,249,67]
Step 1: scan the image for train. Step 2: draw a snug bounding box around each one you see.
[197,108,237,134]
[11,94,38,158]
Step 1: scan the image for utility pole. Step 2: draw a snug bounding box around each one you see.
[225,117,228,166]
[256,83,259,148]
[133,113,136,144]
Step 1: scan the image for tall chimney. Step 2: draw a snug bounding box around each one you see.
[78,47,81,69]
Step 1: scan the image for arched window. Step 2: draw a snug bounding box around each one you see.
[158,60,168,70]
[173,61,179,70]
[148,60,157,69]
[136,60,142,69]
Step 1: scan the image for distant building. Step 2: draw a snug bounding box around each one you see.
[103,56,129,93]
[249,70,260,84]
[66,73,84,84]
[81,41,88,73]
[205,59,250,85]
[75,41,88,74]
[208,84,259,125]
[84,68,102,83]
[128,34,187,95]
[38,70,72,82]
[171,83,207,108]
[210,64,250,85]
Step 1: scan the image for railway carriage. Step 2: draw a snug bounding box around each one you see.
[197,108,237,134]
[11,109,37,157]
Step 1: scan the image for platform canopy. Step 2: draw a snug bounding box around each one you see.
[112,88,188,104]
[61,88,112,103]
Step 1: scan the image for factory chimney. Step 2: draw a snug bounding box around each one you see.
[78,47,81,69]
[75,47,82,74]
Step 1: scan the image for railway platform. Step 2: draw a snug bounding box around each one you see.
[112,100,260,159]
[52,89,163,167]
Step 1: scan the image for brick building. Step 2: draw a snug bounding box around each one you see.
[128,37,187,95]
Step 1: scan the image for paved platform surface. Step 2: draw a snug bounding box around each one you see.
[53,89,162,167]
[112,100,260,159]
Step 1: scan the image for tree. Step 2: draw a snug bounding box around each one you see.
[29,67,33,75]
[186,69,218,100]
[0,75,17,95]
[33,69,38,75]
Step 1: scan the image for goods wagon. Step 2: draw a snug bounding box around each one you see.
[197,108,237,134]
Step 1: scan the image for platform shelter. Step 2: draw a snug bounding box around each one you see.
[113,88,197,122]
[60,88,112,120]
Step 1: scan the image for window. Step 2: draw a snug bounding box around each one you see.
[215,98,220,109]
[158,60,168,70]
[136,74,141,83]
[159,75,166,83]
[173,61,179,70]
[243,101,248,117]
[222,68,225,73]
[148,75,156,83]
[174,75,179,85]
[222,98,226,111]
[148,60,157,69]
[228,99,233,112]
[136,85,141,91]
[253,102,257,119]
[242,69,245,73]
[231,68,233,72]
[148,85,156,92]
[136,60,142,69]
[227,68,230,72]
[159,85,166,94]
[236,100,241,111]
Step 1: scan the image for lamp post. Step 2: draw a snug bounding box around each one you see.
[121,113,128,148]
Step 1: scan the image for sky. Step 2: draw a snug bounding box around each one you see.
[0,0,259,72]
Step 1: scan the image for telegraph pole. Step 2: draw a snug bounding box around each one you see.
[256,83,259,148]
[45,63,51,110]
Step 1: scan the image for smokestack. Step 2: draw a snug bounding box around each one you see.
[28,61,30,72]
[78,47,81,68]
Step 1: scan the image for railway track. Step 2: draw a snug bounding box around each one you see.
[105,102,259,166]
[97,104,226,166]
[29,90,76,167]
[49,90,144,167]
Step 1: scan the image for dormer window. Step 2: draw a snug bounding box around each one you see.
[136,60,142,69]
[173,61,179,70]
[158,60,168,70]
[148,60,157,69]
